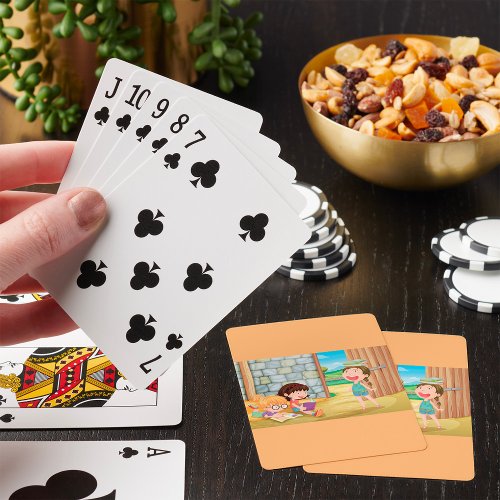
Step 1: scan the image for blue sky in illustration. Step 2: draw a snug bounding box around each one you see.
[316,349,348,371]
[398,364,426,385]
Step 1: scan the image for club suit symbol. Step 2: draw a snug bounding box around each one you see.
[116,113,131,132]
[0,413,14,423]
[164,153,180,169]
[130,262,160,290]
[166,333,183,350]
[126,314,157,343]
[183,263,213,291]
[9,470,116,500]
[134,209,164,238]
[136,125,151,142]
[152,137,168,153]
[190,160,219,188]
[239,213,269,242]
[94,106,109,125]
[76,260,107,289]
[119,447,139,459]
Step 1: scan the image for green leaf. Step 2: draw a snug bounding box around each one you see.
[97,18,114,37]
[219,27,238,41]
[95,65,104,78]
[15,93,31,111]
[48,2,67,15]
[13,0,35,11]
[23,61,43,77]
[77,21,98,42]
[212,39,227,59]
[35,100,48,113]
[194,51,214,71]
[159,1,176,23]
[2,27,23,40]
[78,3,96,20]
[222,0,240,6]
[247,48,262,61]
[60,11,77,38]
[218,67,234,93]
[53,95,66,107]
[97,41,113,58]
[36,85,52,101]
[223,48,243,65]
[190,21,215,41]
[61,118,71,134]
[25,103,38,122]
[115,45,140,61]
[224,64,245,77]
[0,37,12,54]
[9,48,28,62]
[233,76,249,88]
[0,3,13,18]
[96,0,114,15]
[0,67,10,81]
[0,57,6,68]
[244,11,263,29]
[250,37,262,49]
[13,78,25,91]
[116,26,141,42]
[44,111,58,133]
[25,72,40,87]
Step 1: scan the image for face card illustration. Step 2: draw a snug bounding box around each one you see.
[304,332,474,481]
[33,114,310,389]
[0,294,182,429]
[226,315,426,469]
[0,440,185,500]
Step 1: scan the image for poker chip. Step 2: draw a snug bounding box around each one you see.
[306,206,338,244]
[431,228,500,271]
[291,219,347,259]
[459,216,500,258]
[284,239,352,270]
[277,246,357,281]
[443,267,500,314]
[293,181,328,228]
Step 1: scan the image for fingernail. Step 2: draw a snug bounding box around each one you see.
[68,189,106,228]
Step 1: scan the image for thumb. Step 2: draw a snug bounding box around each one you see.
[0,188,106,292]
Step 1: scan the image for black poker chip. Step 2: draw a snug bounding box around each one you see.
[283,239,352,270]
[443,266,500,314]
[305,205,338,244]
[277,245,357,281]
[459,216,500,258]
[291,219,347,259]
[293,181,329,228]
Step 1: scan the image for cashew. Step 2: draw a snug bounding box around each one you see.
[397,122,416,139]
[358,94,382,113]
[403,37,438,61]
[302,88,331,103]
[368,66,390,77]
[390,59,418,76]
[351,59,371,69]
[327,96,342,115]
[307,71,317,85]
[477,52,500,76]
[439,134,462,143]
[361,44,380,63]
[356,81,374,100]
[374,107,405,129]
[469,67,494,88]
[402,83,426,108]
[413,66,429,86]
[445,73,476,90]
[495,73,500,88]
[314,74,331,90]
[325,66,346,86]
[404,48,418,62]
[450,64,469,78]
[353,112,381,130]
[482,87,500,99]
[372,56,392,67]
[359,120,375,135]
[462,132,481,140]
[429,80,451,101]
[470,100,500,132]
[313,101,328,116]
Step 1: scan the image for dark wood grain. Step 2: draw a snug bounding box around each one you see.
[1,1,499,498]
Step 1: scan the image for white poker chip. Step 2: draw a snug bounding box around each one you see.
[431,228,500,271]
[443,267,500,314]
[305,206,338,244]
[283,239,351,270]
[293,181,328,228]
[459,216,500,258]
[291,220,347,259]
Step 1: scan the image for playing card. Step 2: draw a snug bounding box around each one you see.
[0,440,185,499]
[0,294,182,429]
[304,332,474,481]
[226,315,426,469]
[32,111,311,389]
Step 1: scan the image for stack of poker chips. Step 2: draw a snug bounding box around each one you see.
[431,216,500,314]
[277,181,357,282]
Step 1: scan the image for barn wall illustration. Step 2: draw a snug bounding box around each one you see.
[426,366,470,419]
[236,355,328,400]
[344,346,404,397]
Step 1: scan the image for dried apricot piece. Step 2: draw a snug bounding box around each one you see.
[377,127,402,140]
[405,101,429,129]
[441,97,464,120]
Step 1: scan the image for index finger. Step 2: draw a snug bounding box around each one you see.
[0,141,74,191]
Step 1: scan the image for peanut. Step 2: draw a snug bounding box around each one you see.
[469,67,494,88]
[327,96,343,115]
[445,73,476,90]
[397,122,416,140]
[402,83,426,108]
[302,88,330,103]
[450,64,469,78]
[374,107,405,129]
[359,120,375,135]
[325,66,346,86]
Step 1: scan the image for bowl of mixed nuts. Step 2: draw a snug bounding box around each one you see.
[299,34,500,189]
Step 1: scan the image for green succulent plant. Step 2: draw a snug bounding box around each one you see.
[0,0,262,133]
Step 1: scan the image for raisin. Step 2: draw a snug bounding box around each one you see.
[425,109,447,127]
[459,94,478,113]
[341,79,358,117]
[414,128,444,142]
[345,68,368,84]
[331,113,349,126]
[418,62,447,80]
[433,56,451,73]
[329,64,347,76]
[381,39,407,60]
[385,78,404,105]
[461,55,479,70]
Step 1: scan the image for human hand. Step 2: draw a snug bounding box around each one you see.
[0,141,107,345]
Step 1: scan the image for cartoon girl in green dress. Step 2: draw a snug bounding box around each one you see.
[415,378,444,429]
[342,360,381,410]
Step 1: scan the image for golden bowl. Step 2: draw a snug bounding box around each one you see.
[299,34,500,190]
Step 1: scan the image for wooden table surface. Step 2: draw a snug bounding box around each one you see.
[1,1,499,498]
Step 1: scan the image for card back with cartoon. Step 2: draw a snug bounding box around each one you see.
[227,315,426,469]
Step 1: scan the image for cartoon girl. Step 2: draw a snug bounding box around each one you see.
[415,379,444,429]
[342,360,381,410]
[278,383,324,417]
[248,395,289,419]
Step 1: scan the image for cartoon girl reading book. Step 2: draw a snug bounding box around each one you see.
[415,378,444,429]
[342,360,381,410]
[247,395,289,419]
[278,383,324,417]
